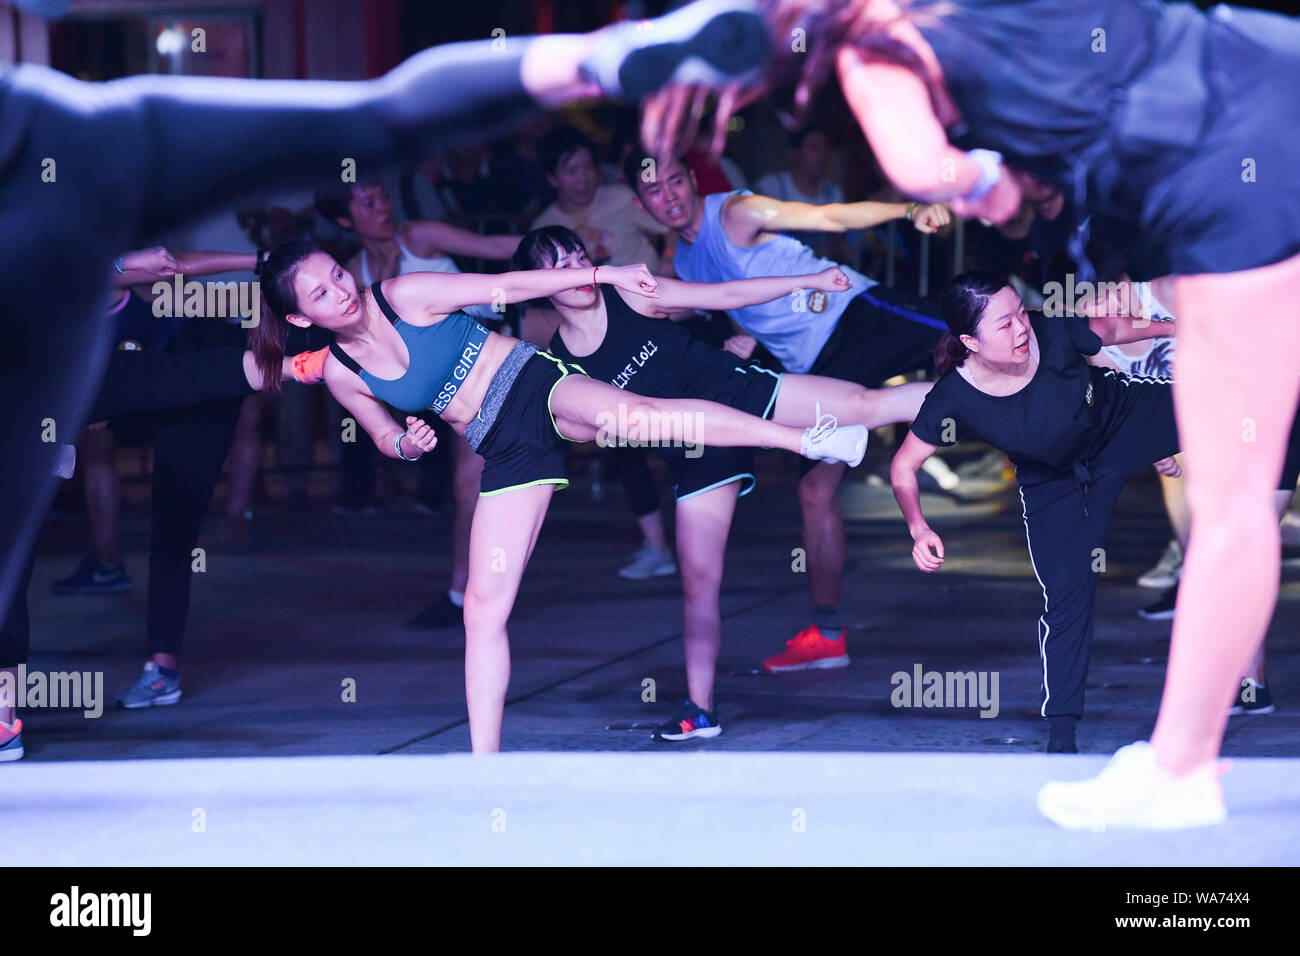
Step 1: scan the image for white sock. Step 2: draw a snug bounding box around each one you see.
[447,589,465,608]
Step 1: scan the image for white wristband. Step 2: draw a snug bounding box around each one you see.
[394,431,422,461]
[961,149,1003,203]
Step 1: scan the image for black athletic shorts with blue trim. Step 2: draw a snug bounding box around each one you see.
[666,361,782,501]
[799,284,944,476]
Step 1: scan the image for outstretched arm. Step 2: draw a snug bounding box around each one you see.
[631,267,850,317]
[383,263,658,318]
[173,250,259,276]
[835,48,1022,223]
[723,191,950,244]
[1089,313,1178,345]
[891,431,946,572]
[404,221,522,261]
[113,246,179,287]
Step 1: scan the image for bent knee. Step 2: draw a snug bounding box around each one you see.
[798,467,843,510]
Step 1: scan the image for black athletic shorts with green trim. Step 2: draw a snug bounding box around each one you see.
[475,351,583,497]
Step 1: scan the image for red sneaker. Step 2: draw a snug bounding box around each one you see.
[762,625,850,673]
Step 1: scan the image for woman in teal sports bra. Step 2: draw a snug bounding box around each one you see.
[251,241,869,753]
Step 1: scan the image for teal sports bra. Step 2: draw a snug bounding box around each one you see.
[329,282,491,414]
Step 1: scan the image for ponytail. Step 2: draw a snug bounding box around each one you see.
[932,331,969,376]
[249,240,318,396]
[248,295,288,395]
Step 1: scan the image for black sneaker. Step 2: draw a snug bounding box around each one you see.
[404,593,464,631]
[51,555,131,594]
[1228,678,1275,716]
[1046,715,1078,754]
[653,700,722,741]
[1138,583,1178,621]
[581,0,769,103]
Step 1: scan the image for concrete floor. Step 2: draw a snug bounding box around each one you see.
[8,450,1298,864]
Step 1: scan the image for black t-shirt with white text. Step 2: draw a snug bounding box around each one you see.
[547,287,748,399]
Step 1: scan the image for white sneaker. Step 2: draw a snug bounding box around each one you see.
[920,455,960,491]
[1037,741,1226,831]
[619,545,677,581]
[1137,539,1182,589]
[800,403,868,467]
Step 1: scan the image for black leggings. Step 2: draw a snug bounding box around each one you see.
[0,337,257,667]
[88,346,252,423]
[0,36,539,620]
[146,322,250,657]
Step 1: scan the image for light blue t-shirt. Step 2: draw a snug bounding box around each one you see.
[673,190,876,374]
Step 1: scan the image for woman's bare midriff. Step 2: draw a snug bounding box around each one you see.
[439,331,521,436]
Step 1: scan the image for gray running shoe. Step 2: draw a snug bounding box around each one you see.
[619,545,677,580]
[116,661,182,709]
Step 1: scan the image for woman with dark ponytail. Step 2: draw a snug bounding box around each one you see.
[930,273,1007,377]
[518,224,930,741]
[255,242,868,753]
[893,272,1186,759]
[0,0,772,660]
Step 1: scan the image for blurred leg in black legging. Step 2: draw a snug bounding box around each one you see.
[1,340,269,721]
[143,321,248,669]
[611,446,676,579]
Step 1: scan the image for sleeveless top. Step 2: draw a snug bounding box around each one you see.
[360,238,498,322]
[328,282,490,415]
[672,190,874,374]
[547,287,744,397]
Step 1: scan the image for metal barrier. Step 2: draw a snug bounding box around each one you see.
[882,217,967,297]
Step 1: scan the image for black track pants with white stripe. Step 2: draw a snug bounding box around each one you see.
[1019,374,1179,720]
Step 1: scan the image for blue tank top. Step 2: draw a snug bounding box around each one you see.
[359,239,499,322]
[329,282,490,414]
[672,190,876,374]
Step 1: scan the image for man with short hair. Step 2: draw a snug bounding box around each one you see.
[625,148,951,672]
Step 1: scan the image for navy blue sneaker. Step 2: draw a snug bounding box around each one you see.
[653,700,722,741]
[581,0,769,103]
[52,555,131,594]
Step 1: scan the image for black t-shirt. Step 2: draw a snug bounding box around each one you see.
[911,311,1106,481]
[547,287,743,399]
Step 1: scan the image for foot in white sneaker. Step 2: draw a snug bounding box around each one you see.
[800,402,868,467]
[1037,741,1226,831]
[1137,539,1183,589]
